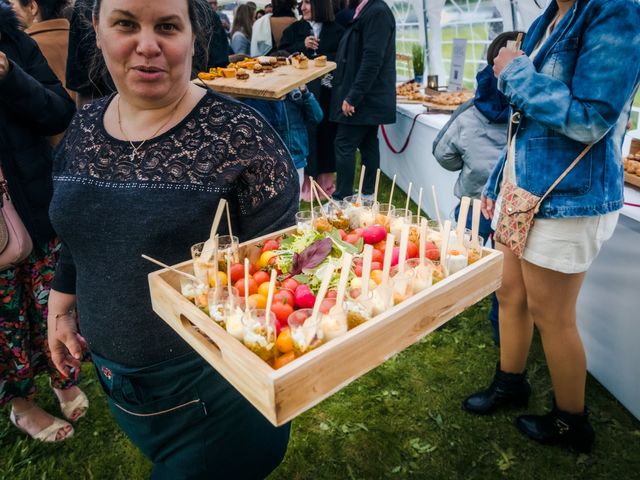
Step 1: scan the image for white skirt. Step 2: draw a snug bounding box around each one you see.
[522,212,619,274]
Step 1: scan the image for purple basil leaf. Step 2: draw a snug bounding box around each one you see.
[289,238,333,276]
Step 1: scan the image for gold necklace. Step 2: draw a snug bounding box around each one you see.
[116,90,189,162]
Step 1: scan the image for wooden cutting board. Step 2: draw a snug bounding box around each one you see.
[195,61,336,100]
[625,172,640,188]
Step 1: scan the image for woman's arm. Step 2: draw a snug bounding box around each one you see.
[497,1,640,143]
[0,37,75,136]
[47,289,83,378]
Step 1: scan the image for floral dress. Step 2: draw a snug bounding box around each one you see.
[0,239,77,404]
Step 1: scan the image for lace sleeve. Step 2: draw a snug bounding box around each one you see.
[234,104,299,240]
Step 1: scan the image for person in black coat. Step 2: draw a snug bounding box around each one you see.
[0,0,84,442]
[330,0,395,199]
[280,0,344,197]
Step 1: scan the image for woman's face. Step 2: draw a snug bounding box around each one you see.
[301,0,312,21]
[8,0,37,29]
[94,0,195,105]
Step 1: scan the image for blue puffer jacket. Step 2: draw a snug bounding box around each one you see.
[483,0,640,218]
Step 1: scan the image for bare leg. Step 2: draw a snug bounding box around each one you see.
[496,243,533,373]
[521,260,587,413]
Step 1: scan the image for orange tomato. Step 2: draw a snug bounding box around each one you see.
[248,293,267,309]
[257,282,271,297]
[370,269,384,285]
[235,278,258,297]
[276,327,294,353]
[273,351,296,369]
[208,270,228,288]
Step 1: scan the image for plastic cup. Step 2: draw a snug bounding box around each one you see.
[295,210,314,234]
[372,203,396,231]
[345,290,374,329]
[403,257,434,292]
[389,265,415,304]
[207,286,240,327]
[242,309,277,362]
[465,235,484,265]
[287,308,325,355]
[319,298,348,341]
[180,277,209,309]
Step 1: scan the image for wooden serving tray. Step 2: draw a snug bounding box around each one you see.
[147,226,503,426]
[196,62,336,100]
[625,172,640,188]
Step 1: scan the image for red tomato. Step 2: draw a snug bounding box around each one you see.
[346,233,360,245]
[326,289,338,299]
[234,278,258,297]
[353,263,363,277]
[281,278,299,292]
[406,241,419,259]
[373,240,386,253]
[426,248,440,261]
[370,261,382,271]
[248,263,257,275]
[289,310,309,324]
[262,239,280,252]
[274,289,295,306]
[229,263,244,283]
[391,247,400,267]
[338,229,347,241]
[253,271,270,285]
[371,248,384,264]
[271,301,294,323]
[319,298,335,314]
[353,228,364,238]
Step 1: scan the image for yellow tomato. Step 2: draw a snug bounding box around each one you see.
[257,282,271,298]
[256,251,277,269]
[248,293,267,309]
[276,327,293,353]
[370,269,384,285]
[208,270,228,288]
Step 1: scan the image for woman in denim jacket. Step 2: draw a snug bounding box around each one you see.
[463,0,640,453]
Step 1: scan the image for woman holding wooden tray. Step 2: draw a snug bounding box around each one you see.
[46,0,297,476]
[464,0,640,454]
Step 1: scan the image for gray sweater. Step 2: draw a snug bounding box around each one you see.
[50,91,299,367]
[432,100,508,200]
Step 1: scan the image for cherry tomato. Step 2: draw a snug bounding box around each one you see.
[271,301,294,324]
[229,263,244,283]
[274,289,295,306]
[353,264,363,277]
[253,271,270,285]
[319,298,335,314]
[338,229,347,241]
[281,278,299,292]
[370,261,382,272]
[353,228,364,237]
[346,233,360,245]
[326,289,338,299]
[373,240,386,253]
[391,247,400,267]
[406,241,419,259]
[371,248,384,264]
[234,278,258,297]
[262,239,280,252]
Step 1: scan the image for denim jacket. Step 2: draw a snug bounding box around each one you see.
[483,0,640,218]
[281,89,323,169]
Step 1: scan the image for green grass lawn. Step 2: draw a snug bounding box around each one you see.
[1,170,639,479]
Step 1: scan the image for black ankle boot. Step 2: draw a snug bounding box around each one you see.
[463,363,531,415]
[516,405,595,453]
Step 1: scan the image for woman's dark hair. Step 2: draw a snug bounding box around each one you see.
[271,0,296,16]
[310,0,334,22]
[232,3,253,38]
[486,30,526,65]
[89,0,213,84]
[18,0,69,21]
[255,8,265,18]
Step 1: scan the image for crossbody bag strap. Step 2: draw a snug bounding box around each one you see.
[533,142,593,213]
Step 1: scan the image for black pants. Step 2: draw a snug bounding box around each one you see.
[92,351,290,479]
[333,123,380,199]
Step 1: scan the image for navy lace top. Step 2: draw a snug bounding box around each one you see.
[50,90,298,366]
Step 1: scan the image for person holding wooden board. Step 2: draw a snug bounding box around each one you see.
[46,0,297,476]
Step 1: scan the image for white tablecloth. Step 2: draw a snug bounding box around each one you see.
[379,104,459,221]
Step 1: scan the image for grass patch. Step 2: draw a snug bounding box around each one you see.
[1,167,639,479]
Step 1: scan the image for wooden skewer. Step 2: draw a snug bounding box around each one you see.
[141,254,203,285]
[309,264,335,326]
[456,196,471,250]
[264,269,278,339]
[226,253,234,309]
[213,234,220,301]
[309,176,316,224]
[419,218,428,267]
[404,182,413,213]
[356,165,366,205]
[244,257,250,312]
[312,179,343,213]
[225,202,234,242]
[335,252,353,308]
[431,185,443,231]
[200,199,227,262]
[387,174,397,223]
[471,199,482,250]
[361,244,373,298]
[440,220,451,278]
[373,168,381,205]
[381,233,395,287]
[398,223,410,274]
[417,187,423,218]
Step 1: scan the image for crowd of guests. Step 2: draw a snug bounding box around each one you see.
[0,0,639,477]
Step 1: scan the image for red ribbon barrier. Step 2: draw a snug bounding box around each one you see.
[624,202,640,207]
[380,113,427,154]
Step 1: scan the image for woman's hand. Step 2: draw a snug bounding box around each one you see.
[481,194,495,220]
[304,35,319,50]
[48,311,85,378]
[0,51,10,80]
[342,100,355,117]
[493,47,524,78]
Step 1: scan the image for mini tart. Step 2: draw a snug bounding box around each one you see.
[314,55,327,67]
